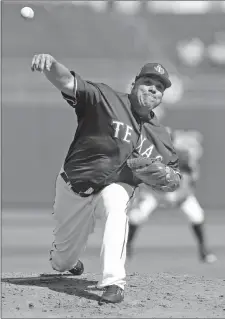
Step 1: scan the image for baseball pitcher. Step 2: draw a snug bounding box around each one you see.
[31,54,181,304]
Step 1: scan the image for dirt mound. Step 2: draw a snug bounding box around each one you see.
[2,271,225,318]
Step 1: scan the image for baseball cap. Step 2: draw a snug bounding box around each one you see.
[135,63,172,89]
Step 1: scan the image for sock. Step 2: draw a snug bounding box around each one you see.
[191,222,207,255]
[127,223,139,246]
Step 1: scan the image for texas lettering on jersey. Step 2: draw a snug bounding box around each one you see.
[112,120,159,159]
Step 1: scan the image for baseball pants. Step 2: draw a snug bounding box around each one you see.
[50,172,134,290]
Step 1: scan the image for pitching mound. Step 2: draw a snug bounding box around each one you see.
[2,271,225,318]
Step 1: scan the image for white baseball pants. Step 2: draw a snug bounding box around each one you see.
[50,173,134,289]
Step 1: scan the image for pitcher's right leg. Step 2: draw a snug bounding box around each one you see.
[50,174,95,272]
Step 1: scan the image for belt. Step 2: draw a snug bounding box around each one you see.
[60,171,71,185]
[60,171,96,197]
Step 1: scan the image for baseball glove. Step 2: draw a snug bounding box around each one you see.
[127,157,181,192]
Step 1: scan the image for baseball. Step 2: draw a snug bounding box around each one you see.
[20,7,34,19]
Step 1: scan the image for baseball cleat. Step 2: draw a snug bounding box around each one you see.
[69,260,84,275]
[201,253,217,264]
[99,285,124,304]
[199,249,217,264]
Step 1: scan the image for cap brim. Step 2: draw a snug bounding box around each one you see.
[136,72,172,89]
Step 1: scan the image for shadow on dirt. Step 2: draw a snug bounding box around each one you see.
[2,273,101,302]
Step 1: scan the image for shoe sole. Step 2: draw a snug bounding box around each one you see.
[98,297,124,305]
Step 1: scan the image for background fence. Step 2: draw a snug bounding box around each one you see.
[2,1,225,209]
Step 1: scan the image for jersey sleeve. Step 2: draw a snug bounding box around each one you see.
[61,71,101,108]
[156,124,181,176]
[167,151,181,175]
[165,139,182,178]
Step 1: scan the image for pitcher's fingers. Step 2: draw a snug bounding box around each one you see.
[45,56,52,71]
[31,54,37,71]
[33,54,42,71]
[39,54,46,72]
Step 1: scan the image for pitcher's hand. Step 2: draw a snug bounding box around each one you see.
[31,54,55,72]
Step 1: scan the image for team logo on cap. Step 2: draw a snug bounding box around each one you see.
[154,64,165,74]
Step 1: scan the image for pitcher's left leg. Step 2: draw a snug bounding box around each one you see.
[95,183,134,292]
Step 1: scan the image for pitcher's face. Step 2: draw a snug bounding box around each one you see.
[131,75,165,117]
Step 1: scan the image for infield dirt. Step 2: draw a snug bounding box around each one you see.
[2,271,225,318]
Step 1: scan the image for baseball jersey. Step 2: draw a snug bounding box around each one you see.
[61,72,179,195]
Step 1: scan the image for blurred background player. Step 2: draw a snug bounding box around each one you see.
[127,105,217,263]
